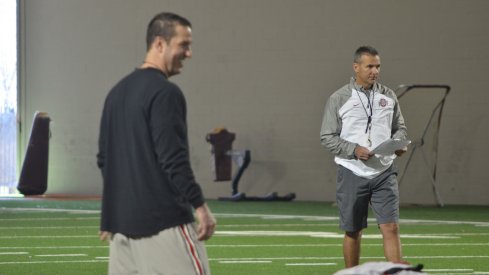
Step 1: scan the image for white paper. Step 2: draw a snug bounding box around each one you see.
[371,139,411,155]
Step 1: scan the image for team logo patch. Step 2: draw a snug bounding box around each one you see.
[379,98,387,107]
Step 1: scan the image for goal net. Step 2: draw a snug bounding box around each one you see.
[394,85,450,206]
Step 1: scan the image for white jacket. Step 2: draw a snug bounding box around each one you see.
[320,78,407,179]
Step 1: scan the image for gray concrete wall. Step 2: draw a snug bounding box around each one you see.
[20,0,489,204]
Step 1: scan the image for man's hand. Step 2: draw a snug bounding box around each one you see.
[195,203,216,241]
[99,231,112,242]
[354,145,373,161]
[395,146,408,157]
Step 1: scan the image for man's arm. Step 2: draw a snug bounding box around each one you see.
[195,203,216,241]
[320,93,357,159]
[96,104,108,172]
[150,86,205,209]
[390,91,408,157]
[97,104,109,241]
[390,92,408,140]
[150,88,217,240]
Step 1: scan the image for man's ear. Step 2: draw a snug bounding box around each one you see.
[353,63,359,73]
[153,36,167,53]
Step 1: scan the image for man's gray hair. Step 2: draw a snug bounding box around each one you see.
[354,46,379,63]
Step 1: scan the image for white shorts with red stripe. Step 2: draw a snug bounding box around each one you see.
[109,223,210,275]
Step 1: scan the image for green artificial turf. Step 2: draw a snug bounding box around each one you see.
[0,199,488,274]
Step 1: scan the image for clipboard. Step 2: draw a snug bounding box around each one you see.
[371,139,411,155]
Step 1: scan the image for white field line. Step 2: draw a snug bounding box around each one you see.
[1,208,488,227]
[206,242,489,248]
[214,213,489,227]
[1,222,485,233]
[217,223,339,227]
[0,242,487,250]
[3,231,480,240]
[407,255,489,259]
[0,246,107,249]
[35,254,87,257]
[0,235,95,239]
[0,252,28,255]
[0,226,97,230]
[216,213,338,221]
[207,244,345,248]
[0,224,336,230]
[0,255,488,265]
[285,263,337,266]
[0,217,98,221]
[215,230,460,239]
[1,223,488,232]
[209,255,489,261]
[219,260,272,264]
[0,208,99,214]
[403,242,489,246]
[423,268,474,272]
[0,260,107,265]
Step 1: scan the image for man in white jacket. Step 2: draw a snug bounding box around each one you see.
[320,46,408,268]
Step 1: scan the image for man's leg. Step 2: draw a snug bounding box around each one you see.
[336,166,370,268]
[132,223,210,275]
[370,166,403,263]
[343,230,362,267]
[108,233,137,275]
[379,223,403,262]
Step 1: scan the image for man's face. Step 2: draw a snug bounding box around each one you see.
[161,24,192,77]
[353,54,381,89]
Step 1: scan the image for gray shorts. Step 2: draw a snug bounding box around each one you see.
[336,165,399,232]
[109,223,210,275]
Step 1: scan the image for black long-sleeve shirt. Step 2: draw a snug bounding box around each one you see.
[97,67,204,236]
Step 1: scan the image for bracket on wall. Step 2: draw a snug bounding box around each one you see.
[206,128,295,202]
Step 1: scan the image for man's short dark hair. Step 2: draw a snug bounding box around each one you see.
[354,46,379,63]
[146,12,192,51]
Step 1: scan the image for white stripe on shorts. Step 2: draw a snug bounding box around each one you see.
[179,224,204,275]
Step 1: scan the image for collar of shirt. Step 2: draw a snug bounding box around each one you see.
[350,77,377,94]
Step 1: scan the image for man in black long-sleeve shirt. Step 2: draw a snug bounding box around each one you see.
[97,12,215,274]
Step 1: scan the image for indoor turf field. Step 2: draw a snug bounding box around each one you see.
[0,198,488,274]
